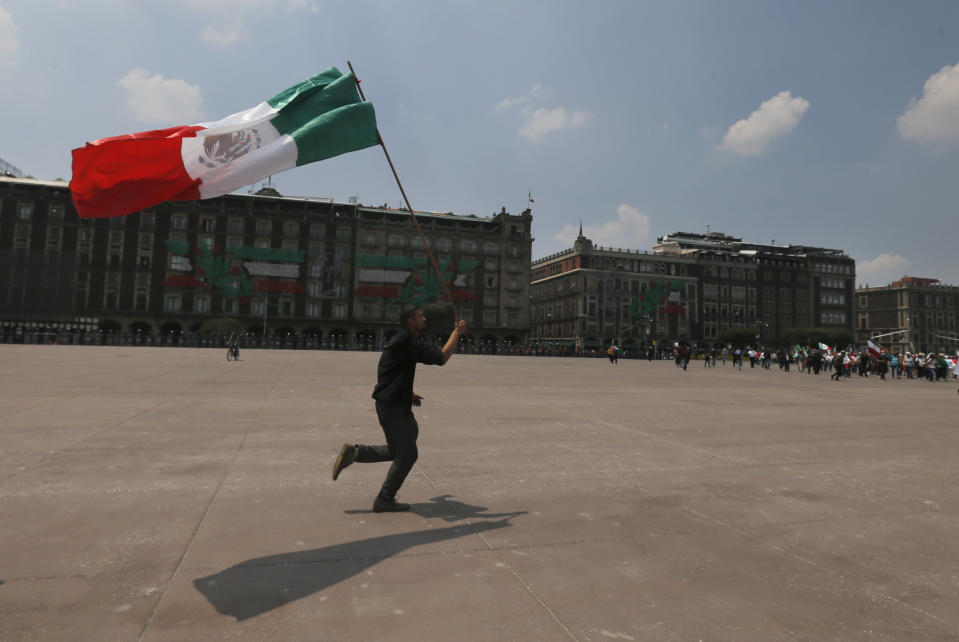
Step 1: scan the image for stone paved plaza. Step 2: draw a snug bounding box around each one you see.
[1,345,958,641]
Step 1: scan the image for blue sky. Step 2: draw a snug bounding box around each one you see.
[2,0,958,286]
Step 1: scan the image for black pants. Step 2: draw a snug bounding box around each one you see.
[355,401,419,499]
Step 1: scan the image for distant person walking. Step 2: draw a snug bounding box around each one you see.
[831,352,846,381]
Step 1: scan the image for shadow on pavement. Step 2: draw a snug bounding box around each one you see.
[194,497,526,621]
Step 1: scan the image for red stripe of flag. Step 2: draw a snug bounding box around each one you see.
[70,125,205,218]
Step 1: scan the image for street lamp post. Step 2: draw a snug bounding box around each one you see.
[753,319,768,347]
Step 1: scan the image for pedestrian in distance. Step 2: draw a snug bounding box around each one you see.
[332,307,468,513]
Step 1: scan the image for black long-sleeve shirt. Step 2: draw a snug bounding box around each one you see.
[371,330,444,405]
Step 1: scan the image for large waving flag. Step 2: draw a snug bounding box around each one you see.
[70,68,378,218]
[866,339,881,357]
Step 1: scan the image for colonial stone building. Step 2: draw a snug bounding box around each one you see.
[530,229,856,353]
[0,176,532,347]
[654,232,856,345]
[855,276,959,354]
[530,228,697,353]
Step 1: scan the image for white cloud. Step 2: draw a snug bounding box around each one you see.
[201,22,245,47]
[717,90,810,156]
[856,253,910,286]
[518,107,592,143]
[118,69,204,124]
[176,0,316,46]
[553,204,652,249]
[0,5,19,68]
[284,0,319,12]
[496,84,591,142]
[495,84,550,111]
[898,61,959,148]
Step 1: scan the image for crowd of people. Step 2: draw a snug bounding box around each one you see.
[671,344,959,391]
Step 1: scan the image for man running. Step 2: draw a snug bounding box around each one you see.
[332,307,467,512]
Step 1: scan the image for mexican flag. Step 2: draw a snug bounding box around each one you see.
[818,342,831,351]
[70,68,378,218]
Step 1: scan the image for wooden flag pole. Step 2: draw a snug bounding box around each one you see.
[347,61,460,322]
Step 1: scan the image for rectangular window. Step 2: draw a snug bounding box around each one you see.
[228,218,245,234]
[18,202,33,219]
[135,289,149,311]
[256,219,272,235]
[307,302,320,317]
[310,223,325,240]
[140,212,155,228]
[195,295,210,313]
[333,302,347,319]
[251,299,265,315]
[171,255,191,271]
[46,226,62,251]
[200,217,216,232]
[165,294,181,311]
[48,204,64,221]
[172,215,187,230]
[336,226,351,242]
[284,221,299,237]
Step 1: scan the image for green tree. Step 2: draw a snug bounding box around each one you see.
[197,317,246,336]
[717,328,759,347]
[778,327,854,350]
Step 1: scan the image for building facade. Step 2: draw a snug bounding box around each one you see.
[0,177,532,347]
[855,276,959,355]
[530,229,856,352]
[530,229,698,353]
[654,232,856,345]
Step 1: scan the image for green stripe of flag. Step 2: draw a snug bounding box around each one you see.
[267,68,379,166]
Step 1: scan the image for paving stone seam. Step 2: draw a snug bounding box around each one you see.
[412,466,581,642]
[0,354,246,488]
[135,352,294,642]
[592,418,760,466]
[0,530,702,585]
[681,505,959,631]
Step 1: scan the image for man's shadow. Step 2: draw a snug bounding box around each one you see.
[193,496,526,621]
